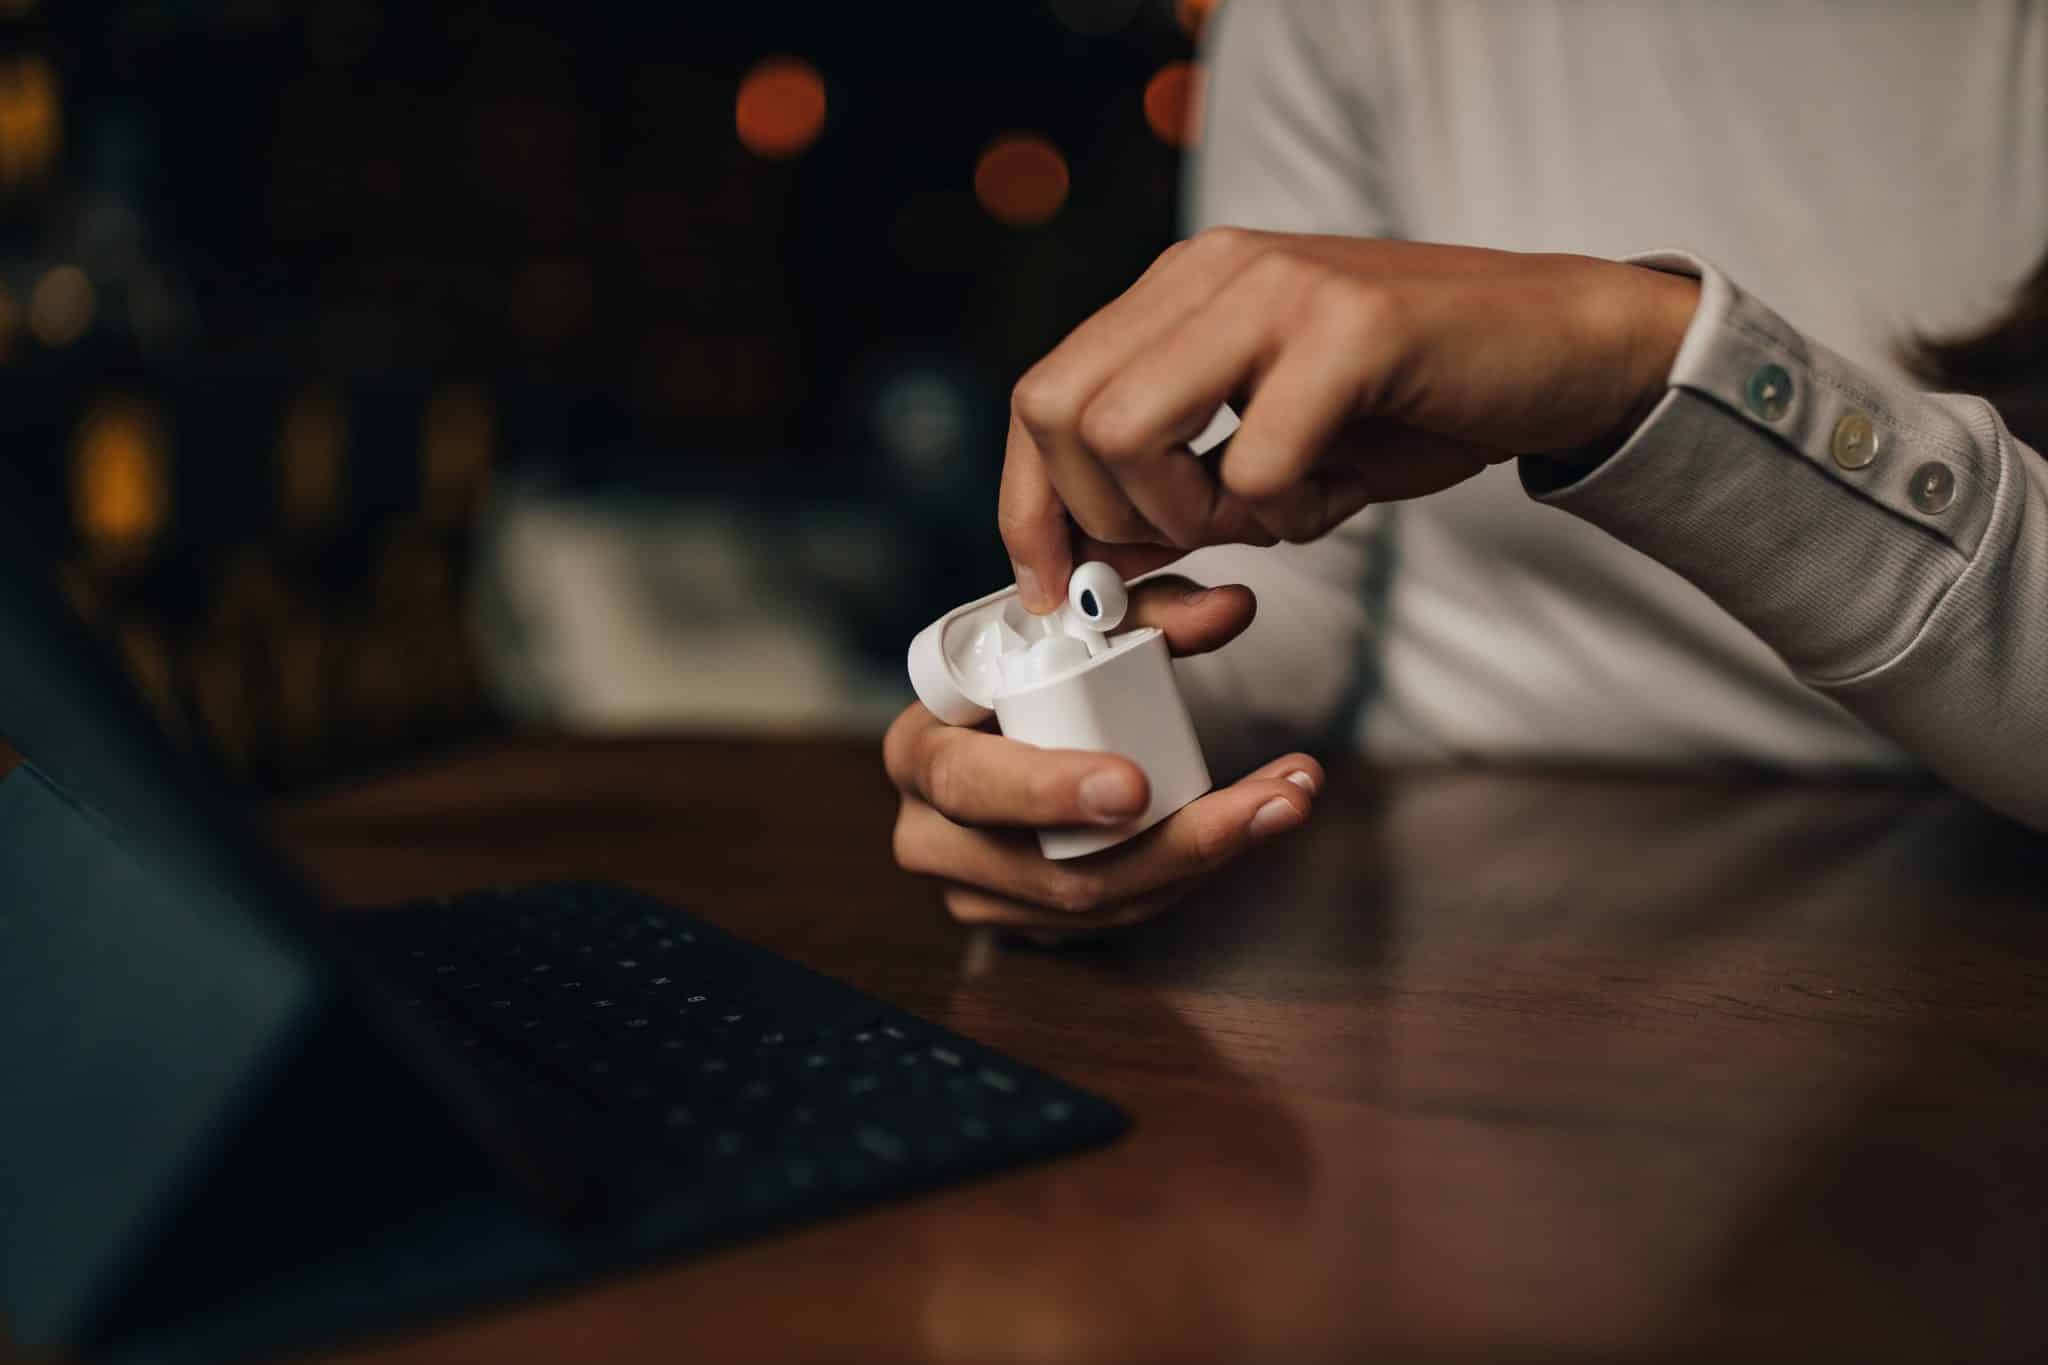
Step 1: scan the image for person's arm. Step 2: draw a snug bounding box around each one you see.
[984,225,2048,828]
[1527,253,2048,829]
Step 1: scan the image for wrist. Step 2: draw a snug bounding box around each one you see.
[1525,265,1699,490]
[1623,265,1700,416]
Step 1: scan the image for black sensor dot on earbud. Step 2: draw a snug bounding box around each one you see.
[1079,589,1099,619]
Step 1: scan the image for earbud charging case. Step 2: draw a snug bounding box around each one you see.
[908,583,1212,860]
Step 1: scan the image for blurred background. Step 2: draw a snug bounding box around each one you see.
[2,0,1217,792]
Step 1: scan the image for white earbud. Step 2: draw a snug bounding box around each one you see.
[1057,562,1129,657]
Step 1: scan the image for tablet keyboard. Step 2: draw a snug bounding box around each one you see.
[341,881,1125,1242]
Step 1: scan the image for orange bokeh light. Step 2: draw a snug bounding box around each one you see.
[735,56,826,160]
[973,134,1068,228]
[1144,61,1205,148]
[1176,0,1222,39]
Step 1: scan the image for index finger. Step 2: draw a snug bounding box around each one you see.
[996,411,1074,614]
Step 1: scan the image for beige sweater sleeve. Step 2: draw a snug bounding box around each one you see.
[1531,253,2048,829]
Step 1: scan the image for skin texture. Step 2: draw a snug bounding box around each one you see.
[887,232,1696,936]
[998,230,1700,610]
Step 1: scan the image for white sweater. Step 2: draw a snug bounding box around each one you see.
[1169,0,2048,827]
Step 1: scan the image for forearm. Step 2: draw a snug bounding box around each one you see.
[1531,254,2048,829]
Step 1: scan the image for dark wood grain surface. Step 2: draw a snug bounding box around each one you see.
[255,737,2048,1362]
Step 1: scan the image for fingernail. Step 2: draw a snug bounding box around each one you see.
[1284,769,1317,795]
[1012,561,1046,609]
[1248,796,1305,839]
[1079,768,1145,822]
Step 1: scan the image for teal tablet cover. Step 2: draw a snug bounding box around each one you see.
[0,763,320,1350]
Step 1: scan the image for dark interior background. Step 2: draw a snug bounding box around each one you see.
[0,0,1213,791]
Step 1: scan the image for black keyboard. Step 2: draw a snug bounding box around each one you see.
[340,881,1125,1248]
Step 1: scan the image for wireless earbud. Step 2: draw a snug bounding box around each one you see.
[1065,562,1128,631]
[1058,562,1128,656]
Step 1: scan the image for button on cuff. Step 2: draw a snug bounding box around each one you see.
[1909,461,1957,514]
[1744,363,1794,422]
[1831,412,1879,469]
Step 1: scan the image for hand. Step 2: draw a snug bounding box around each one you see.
[884,576,1322,939]
[999,230,1701,609]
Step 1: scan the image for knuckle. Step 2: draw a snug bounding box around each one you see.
[995,500,1046,552]
[1186,810,1242,867]
[1220,452,1288,503]
[1076,397,1147,464]
[922,745,967,817]
[1149,237,1194,273]
[1189,224,1257,262]
[1011,368,1078,434]
[1239,246,1303,295]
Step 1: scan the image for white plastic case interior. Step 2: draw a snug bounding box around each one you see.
[908,577,1212,861]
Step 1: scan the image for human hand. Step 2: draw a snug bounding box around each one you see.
[999,230,1700,609]
[884,576,1321,939]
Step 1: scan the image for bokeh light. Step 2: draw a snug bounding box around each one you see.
[279,387,348,532]
[735,57,826,160]
[1175,0,1222,40]
[872,368,970,481]
[421,385,494,524]
[29,263,94,346]
[974,133,1069,227]
[72,398,170,565]
[1144,61,1205,148]
[0,54,60,188]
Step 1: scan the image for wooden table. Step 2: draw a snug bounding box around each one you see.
[259,737,2047,1362]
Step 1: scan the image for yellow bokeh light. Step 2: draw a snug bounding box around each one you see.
[72,398,171,565]
[0,54,59,188]
[422,385,494,523]
[30,263,94,347]
[736,57,826,160]
[279,387,348,531]
[974,133,1069,228]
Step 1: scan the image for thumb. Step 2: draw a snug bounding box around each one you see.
[1124,576,1256,657]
